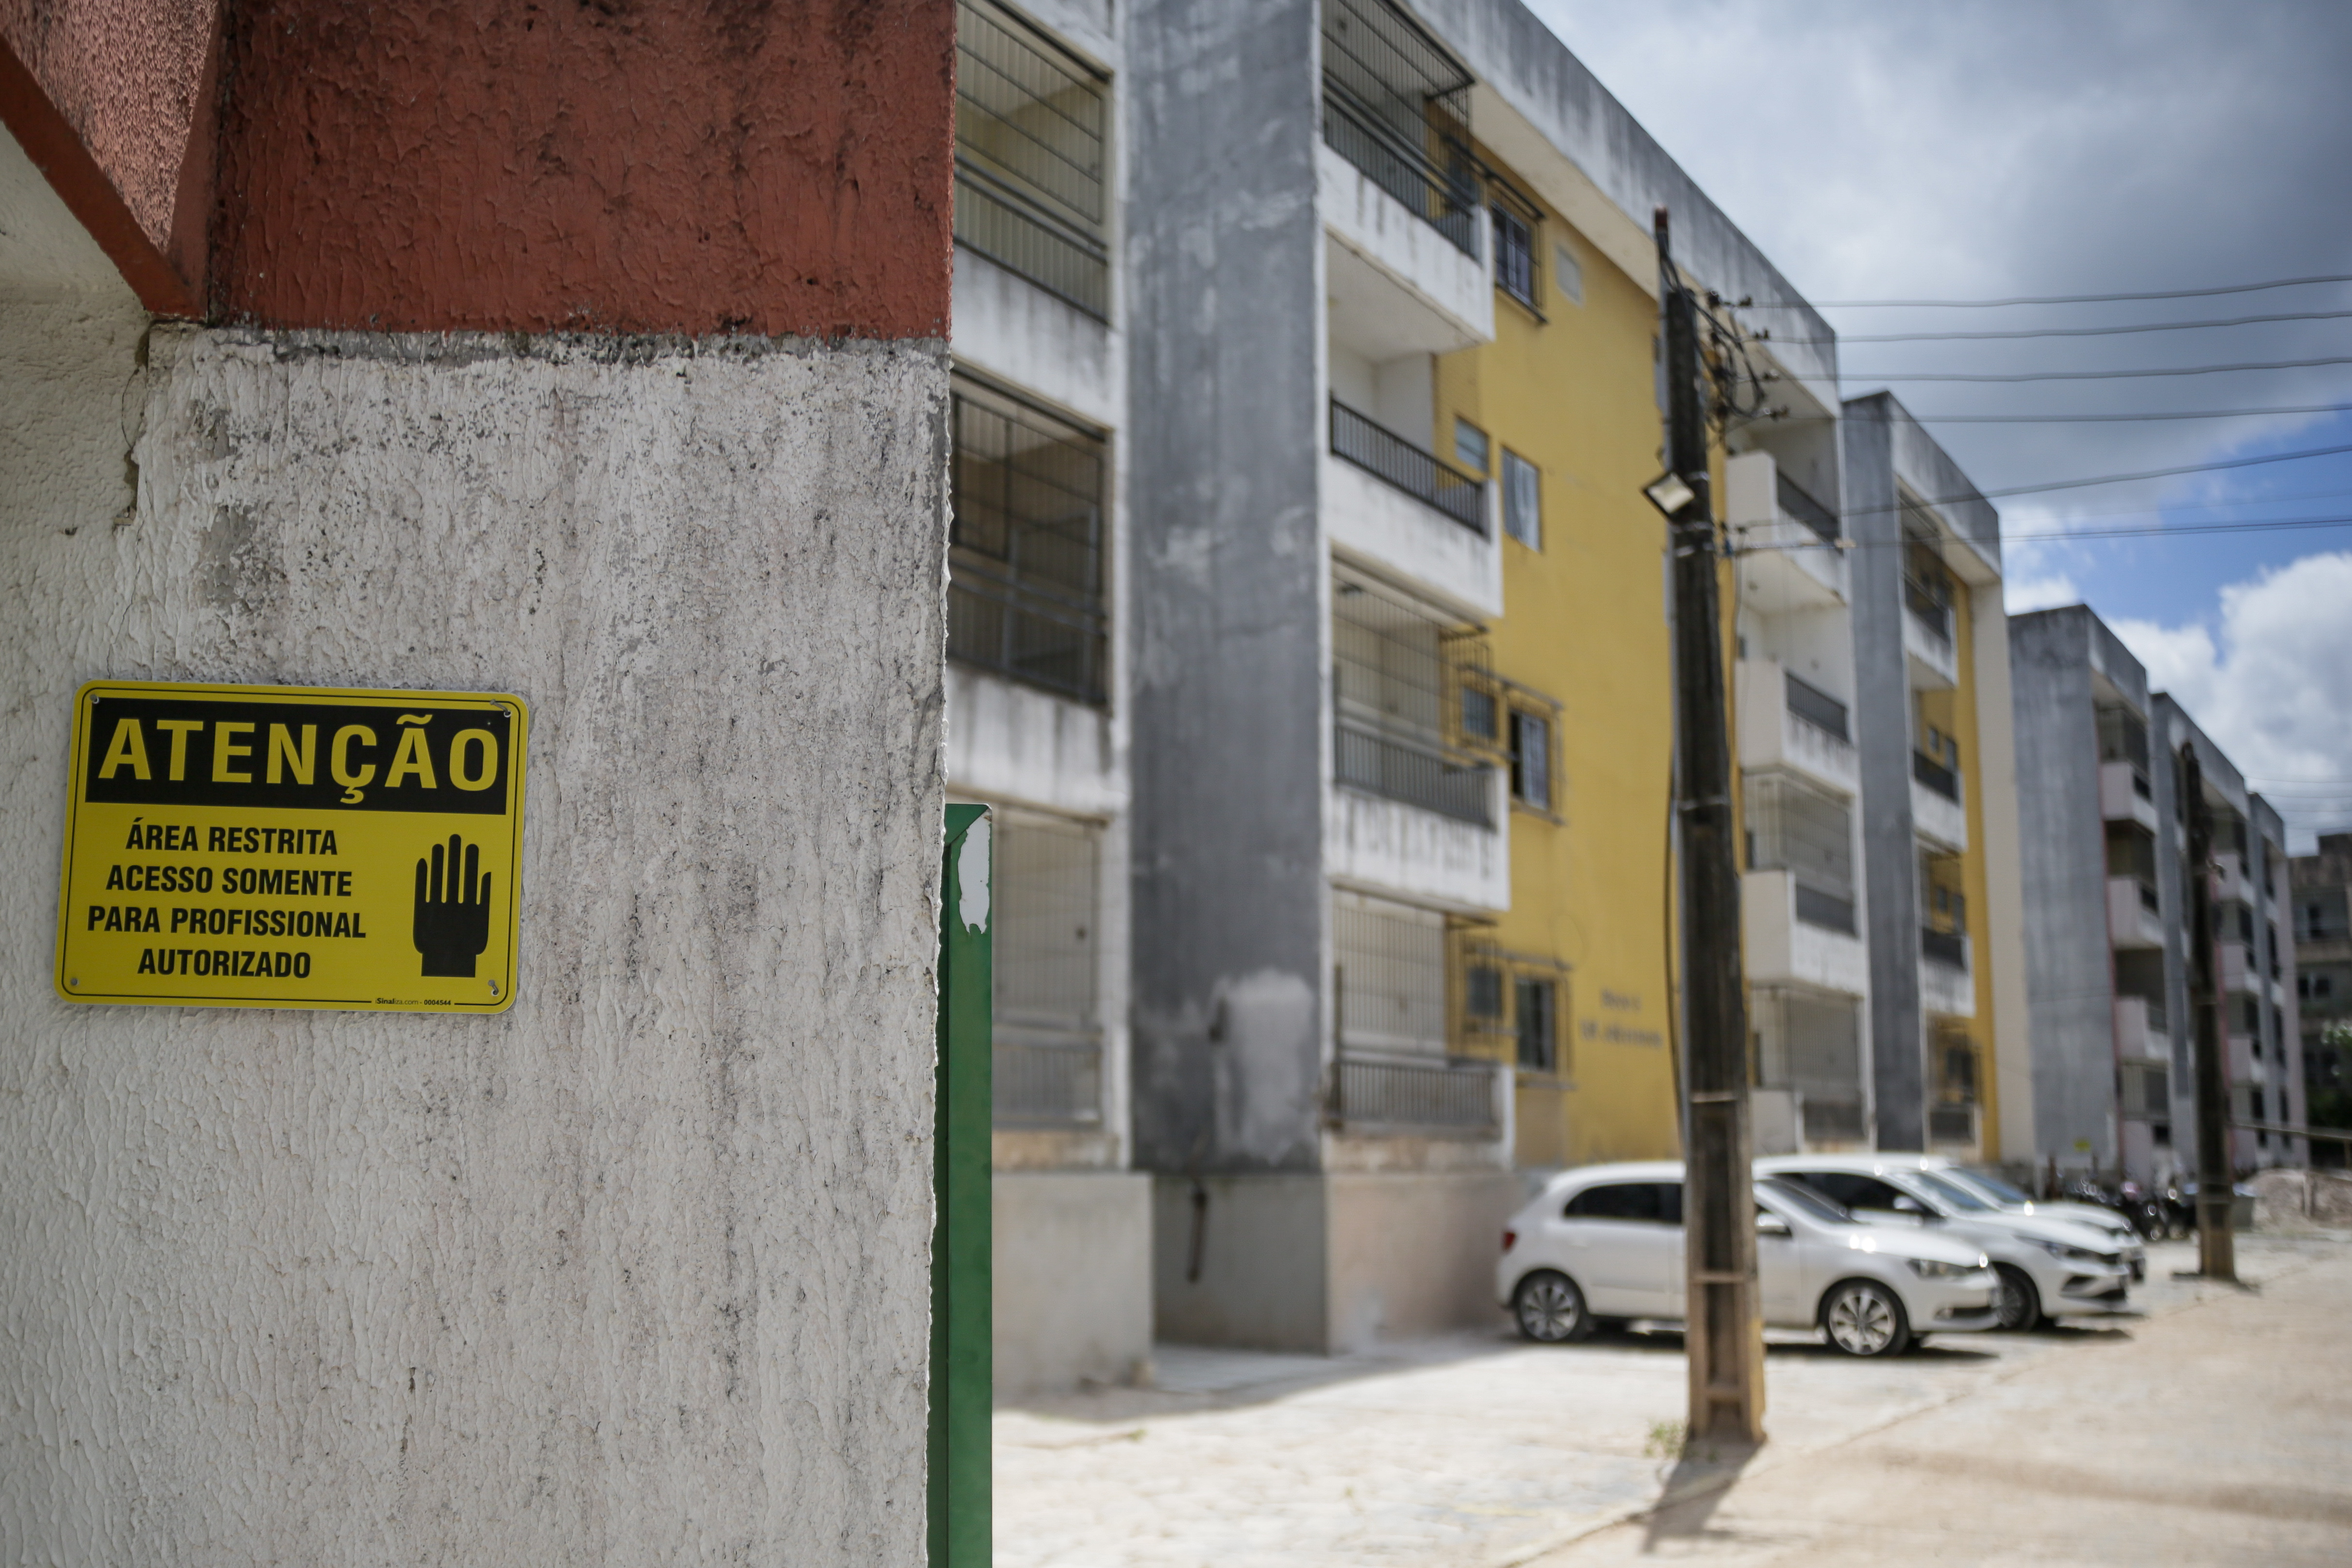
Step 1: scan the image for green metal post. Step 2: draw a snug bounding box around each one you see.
[931,805,993,1565]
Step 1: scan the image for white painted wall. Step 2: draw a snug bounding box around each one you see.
[0,324,948,1563]
[1326,785,1511,916]
[1324,455,1503,621]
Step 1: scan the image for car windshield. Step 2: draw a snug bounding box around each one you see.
[1953,1168,2033,1205]
[1758,1177,1855,1225]
[1911,1171,1996,1213]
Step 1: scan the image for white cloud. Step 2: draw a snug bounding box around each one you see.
[2002,572,2081,614]
[2111,550,2352,849]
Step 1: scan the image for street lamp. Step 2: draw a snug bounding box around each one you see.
[1644,471,1696,517]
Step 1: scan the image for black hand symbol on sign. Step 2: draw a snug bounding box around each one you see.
[414,833,492,977]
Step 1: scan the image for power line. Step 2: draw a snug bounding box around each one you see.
[1817,402,2352,425]
[1845,354,2352,383]
[1738,514,2352,549]
[1777,308,2352,346]
[1750,273,2352,309]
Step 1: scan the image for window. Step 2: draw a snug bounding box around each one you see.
[1514,976,1557,1073]
[1509,709,1551,810]
[1564,1181,1681,1223]
[1333,891,1448,1056]
[1465,961,1505,1024]
[991,810,1104,1127]
[1460,685,1499,745]
[1553,243,1584,306]
[1790,1172,1909,1215]
[1502,449,1541,547]
[1493,202,1536,308]
[1454,418,1489,475]
[955,0,1110,316]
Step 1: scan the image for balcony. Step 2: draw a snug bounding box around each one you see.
[1743,869,1869,996]
[1724,452,1848,611]
[2108,875,2166,949]
[1329,1052,1504,1137]
[1902,581,1959,690]
[1318,137,1491,357]
[1325,400,1500,616]
[2099,759,2160,831]
[1737,660,1858,797]
[2219,938,2261,995]
[1910,750,1968,851]
[1919,926,1974,1018]
[2113,993,2170,1062]
[993,1037,1104,1128]
[1927,1102,1979,1149]
[2213,851,2256,907]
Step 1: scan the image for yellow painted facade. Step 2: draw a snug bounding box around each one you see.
[1918,571,2004,1160]
[1433,153,1682,1167]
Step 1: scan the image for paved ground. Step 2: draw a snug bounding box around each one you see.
[994,1235,2352,1567]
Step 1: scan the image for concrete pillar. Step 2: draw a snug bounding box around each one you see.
[1,6,954,1560]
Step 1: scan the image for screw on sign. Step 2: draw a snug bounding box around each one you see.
[414,833,493,977]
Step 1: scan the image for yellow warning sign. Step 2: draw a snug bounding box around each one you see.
[54,680,527,1012]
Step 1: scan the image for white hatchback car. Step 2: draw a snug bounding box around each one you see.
[1498,1161,1999,1357]
[1756,1155,2136,1331]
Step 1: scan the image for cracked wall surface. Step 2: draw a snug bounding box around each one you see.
[0,325,949,1563]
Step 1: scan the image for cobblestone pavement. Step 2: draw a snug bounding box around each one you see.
[994,1236,2352,1568]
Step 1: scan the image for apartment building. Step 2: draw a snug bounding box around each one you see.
[2009,607,2302,1182]
[944,0,1151,1394]
[1120,0,1848,1351]
[2291,833,2352,1150]
[2152,700,2306,1172]
[1834,396,2033,1165]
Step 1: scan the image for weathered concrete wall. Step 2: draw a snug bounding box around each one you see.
[1152,1174,1329,1352]
[1325,1171,1520,1350]
[1842,396,1918,1148]
[1126,0,1328,1177]
[993,1172,1153,1396]
[0,327,948,1562]
[2010,608,2136,1171]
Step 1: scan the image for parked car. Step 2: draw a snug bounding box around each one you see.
[1498,1161,1999,1357]
[1757,1155,2135,1331]
[1938,1165,2154,1266]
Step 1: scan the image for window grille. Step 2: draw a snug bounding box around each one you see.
[1492,201,1537,309]
[990,809,1103,1127]
[955,0,1110,317]
[1455,933,1570,1077]
[1745,774,1853,924]
[949,379,1108,705]
[1514,976,1557,1073]
[1333,891,1448,1057]
[1509,709,1551,811]
[1501,449,1540,548]
[1319,0,1479,255]
[1332,578,1493,825]
[1752,987,1864,1144]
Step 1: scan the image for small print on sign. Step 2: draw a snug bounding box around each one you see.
[54,680,528,1012]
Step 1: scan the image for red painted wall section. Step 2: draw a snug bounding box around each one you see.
[0,0,219,312]
[213,0,955,339]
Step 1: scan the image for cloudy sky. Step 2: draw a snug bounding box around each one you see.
[1531,0,2352,848]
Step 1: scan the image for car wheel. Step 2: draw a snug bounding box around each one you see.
[1821,1279,1911,1357]
[1513,1270,1593,1344]
[1992,1264,2043,1332]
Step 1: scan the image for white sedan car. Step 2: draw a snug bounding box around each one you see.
[1934,1163,2149,1280]
[1757,1155,2136,1331]
[1498,1160,1999,1357]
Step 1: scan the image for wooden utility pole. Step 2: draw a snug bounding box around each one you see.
[1656,208,1764,1445]
[2182,746,2236,1280]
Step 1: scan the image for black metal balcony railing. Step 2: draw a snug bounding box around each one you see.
[1319,84,1481,257]
[1330,400,1487,534]
[947,553,1108,706]
[1927,1103,1977,1144]
[1921,925,1969,970]
[1912,749,1960,801]
[1904,579,1954,644]
[2131,993,2170,1035]
[2130,877,2159,914]
[1784,672,1850,743]
[954,167,1111,319]
[1335,722,1493,825]
[1803,1098,1866,1144]
[1794,883,1857,935]
[1776,473,1841,544]
[1331,1053,1498,1134]
[2131,768,2153,800]
[992,1037,1102,1127]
